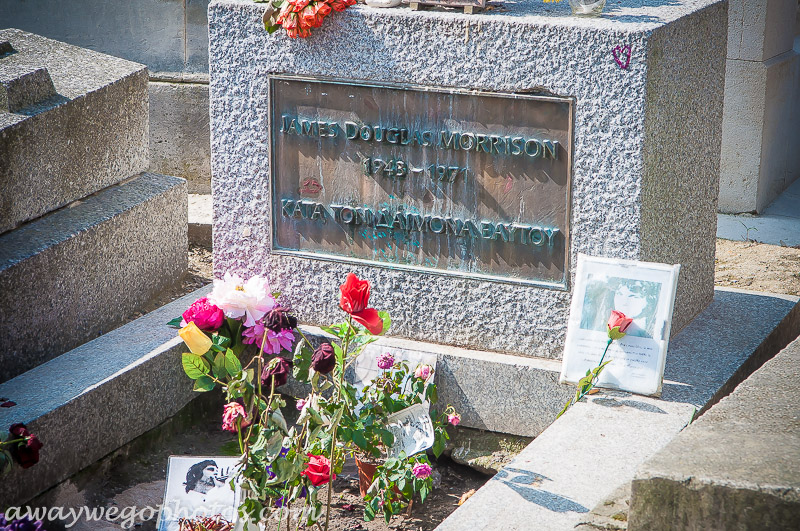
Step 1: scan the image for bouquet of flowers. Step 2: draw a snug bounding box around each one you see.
[173,272,460,530]
[257,0,357,39]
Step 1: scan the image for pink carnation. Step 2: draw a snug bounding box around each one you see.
[376,352,394,370]
[243,323,295,354]
[414,364,432,381]
[222,402,250,432]
[412,463,432,479]
[448,413,461,426]
[181,297,225,331]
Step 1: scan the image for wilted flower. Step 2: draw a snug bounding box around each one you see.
[414,364,433,381]
[209,273,275,327]
[412,463,432,479]
[181,297,225,331]
[8,424,43,469]
[264,307,297,333]
[179,322,213,355]
[221,402,250,432]
[376,352,394,370]
[261,357,293,389]
[311,343,336,374]
[448,413,461,426]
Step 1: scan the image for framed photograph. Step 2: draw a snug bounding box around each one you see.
[559,254,681,396]
[156,456,241,531]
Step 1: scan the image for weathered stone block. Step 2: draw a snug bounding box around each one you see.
[436,288,800,530]
[0,29,149,234]
[209,0,725,358]
[719,50,800,213]
[727,0,798,62]
[0,286,210,507]
[0,66,56,112]
[149,78,212,194]
[0,172,187,383]
[628,335,800,530]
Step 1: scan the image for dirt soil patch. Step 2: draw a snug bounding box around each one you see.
[715,239,800,296]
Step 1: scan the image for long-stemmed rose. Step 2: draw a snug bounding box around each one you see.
[339,273,384,335]
[557,310,632,418]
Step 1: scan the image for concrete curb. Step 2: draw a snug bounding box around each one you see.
[0,286,211,508]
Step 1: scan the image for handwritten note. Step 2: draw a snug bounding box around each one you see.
[385,402,435,458]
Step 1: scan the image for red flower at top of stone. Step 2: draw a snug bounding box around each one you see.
[339,273,384,335]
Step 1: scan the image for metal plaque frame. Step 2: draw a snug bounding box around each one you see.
[268,74,574,290]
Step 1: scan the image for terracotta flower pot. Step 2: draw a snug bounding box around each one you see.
[355,457,379,497]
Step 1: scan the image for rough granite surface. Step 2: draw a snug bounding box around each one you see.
[209,0,724,358]
[0,29,149,234]
[435,288,800,530]
[0,172,187,383]
[629,335,800,530]
[0,286,210,507]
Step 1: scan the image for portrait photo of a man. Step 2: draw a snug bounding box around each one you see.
[157,456,240,531]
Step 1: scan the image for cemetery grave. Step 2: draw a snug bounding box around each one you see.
[1,0,799,530]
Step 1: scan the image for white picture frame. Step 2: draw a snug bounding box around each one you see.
[559,254,681,397]
[156,456,241,531]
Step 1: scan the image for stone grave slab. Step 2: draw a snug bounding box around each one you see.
[434,288,800,530]
[629,333,800,530]
[0,28,148,234]
[0,172,187,383]
[0,286,210,507]
[209,0,726,360]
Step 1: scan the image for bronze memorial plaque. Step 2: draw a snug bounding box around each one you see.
[270,76,572,288]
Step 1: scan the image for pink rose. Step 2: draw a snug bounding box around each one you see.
[448,413,461,426]
[222,402,250,432]
[182,297,225,331]
[607,310,634,340]
[414,364,432,380]
[412,463,432,479]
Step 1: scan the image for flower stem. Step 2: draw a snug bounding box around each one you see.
[324,315,352,531]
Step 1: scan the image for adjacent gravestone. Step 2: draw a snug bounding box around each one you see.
[209,0,725,365]
[0,29,187,382]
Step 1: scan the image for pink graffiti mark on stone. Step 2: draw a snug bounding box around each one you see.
[612,44,632,70]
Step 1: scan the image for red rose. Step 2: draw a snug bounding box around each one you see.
[8,423,43,469]
[339,273,384,335]
[301,453,334,487]
[182,297,225,331]
[311,343,336,374]
[607,310,633,340]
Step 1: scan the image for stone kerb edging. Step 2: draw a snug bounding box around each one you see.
[435,288,800,530]
[0,287,211,508]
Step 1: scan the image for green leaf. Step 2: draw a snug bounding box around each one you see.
[193,376,215,392]
[225,348,243,375]
[378,311,391,334]
[292,338,312,382]
[432,431,446,458]
[334,342,344,367]
[364,501,375,521]
[420,484,430,503]
[182,353,210,379]
[351,430,368,451]
[167,317,183,328]
[212,352,228,380]
[379,428,395,448]
[608,327,626,340]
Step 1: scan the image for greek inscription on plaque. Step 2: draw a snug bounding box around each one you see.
[270,76,572,288]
